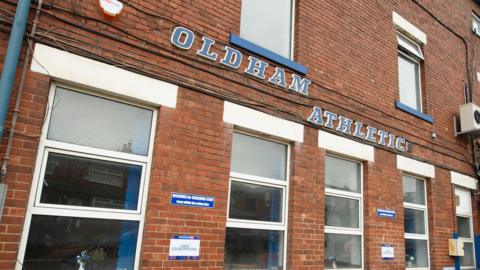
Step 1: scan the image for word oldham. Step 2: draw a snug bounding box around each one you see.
[307,106,408,152]
[170,26,311,96]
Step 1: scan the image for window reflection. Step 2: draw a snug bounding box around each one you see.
[24,215,139,270]
[40,153,142,211]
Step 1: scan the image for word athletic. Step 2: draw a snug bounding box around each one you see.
[307,106,408,152]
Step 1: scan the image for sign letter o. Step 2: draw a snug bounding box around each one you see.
[171,27,195,50]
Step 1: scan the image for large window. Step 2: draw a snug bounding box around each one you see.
[240,0,293,58]
[403,175,429,269]
[17,85,156,270]
[224,132,289,270]
[455,188,476,269]
[397,33,423,112]
[324,156,363,269]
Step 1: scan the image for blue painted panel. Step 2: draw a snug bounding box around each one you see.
[229,34,308,75]
[395,100,434,123]
[454,232,460,270]
[475,235,480,269]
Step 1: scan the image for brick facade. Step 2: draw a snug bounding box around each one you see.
[0,0,479,269]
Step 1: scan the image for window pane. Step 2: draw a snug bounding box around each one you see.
[397,34,423,59]
[398,54,421,111]
[324,234,362,269]
[231,133,287,180]
[325,195,359,228]
[405,239,428,268]
[240,0,291,58]
[48,88,153,156]
[229,181,283,222]
[403,176,425,205]
[457,216,471,238]
[325,156,361,193]
[404,208,426,234]
[24,215,138,270]
[461,242,475,267]
[224,228,283,270]
[40,153,142,211]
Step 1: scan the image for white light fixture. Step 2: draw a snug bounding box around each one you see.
[99,0,124,19]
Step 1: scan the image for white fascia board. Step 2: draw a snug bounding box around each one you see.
[318,130,374,162]
[223,101,304,142]
[396,155,435,178]
[392,11,427,44]
[31,43,177,108]
[451,171,477,190]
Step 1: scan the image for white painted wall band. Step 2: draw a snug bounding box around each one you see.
[31,43,178,108]
[223,101,304,142]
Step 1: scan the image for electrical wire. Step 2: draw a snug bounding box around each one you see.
[0,0,475,172]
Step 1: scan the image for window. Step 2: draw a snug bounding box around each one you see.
[224,132,289,270]
[240,0,293,58]
[455,188,476,269]
[397,33,423,112]
[473,14,480,36]
[324,156,363,269]
[17,85,156,270]
[403,175,429,269]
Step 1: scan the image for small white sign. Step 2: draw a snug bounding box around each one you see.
[381,244,394,260]
[169,236,200,259]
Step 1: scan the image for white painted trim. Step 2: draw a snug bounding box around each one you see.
[403,176,430,268]
[226,130,290,270]
[223,101,304,142]
[31,43,178,108]
[392,11,427,44]
[318,130,374,162]
[324,155,364,270]
[396,155,435,178]
[15,84,158,270]
[451,171,477,190]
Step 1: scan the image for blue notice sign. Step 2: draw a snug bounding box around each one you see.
[171,192,214,208]
[377,209,396,219]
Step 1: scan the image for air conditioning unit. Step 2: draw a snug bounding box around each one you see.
[459,103,480,133]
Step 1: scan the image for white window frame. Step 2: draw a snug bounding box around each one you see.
[240,0,296,59]
[397,32,423,112]
[15,83,157,270]
[403,175,430,270]
[324,154,364,270]
[455,188,476,269]
[226,130,290,269]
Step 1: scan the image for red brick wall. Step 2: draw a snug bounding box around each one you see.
[142,88,231,269]
[0,0,479,269]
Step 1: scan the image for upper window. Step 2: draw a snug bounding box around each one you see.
[403,175,429,269]
[324,156,363,270]
[18,85,156,270]
[224,132,289,270]
[397,33,423,112]
[240,0,293,58]
[473,14,480,36]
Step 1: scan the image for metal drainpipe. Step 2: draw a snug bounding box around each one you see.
[0,0,32,139]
